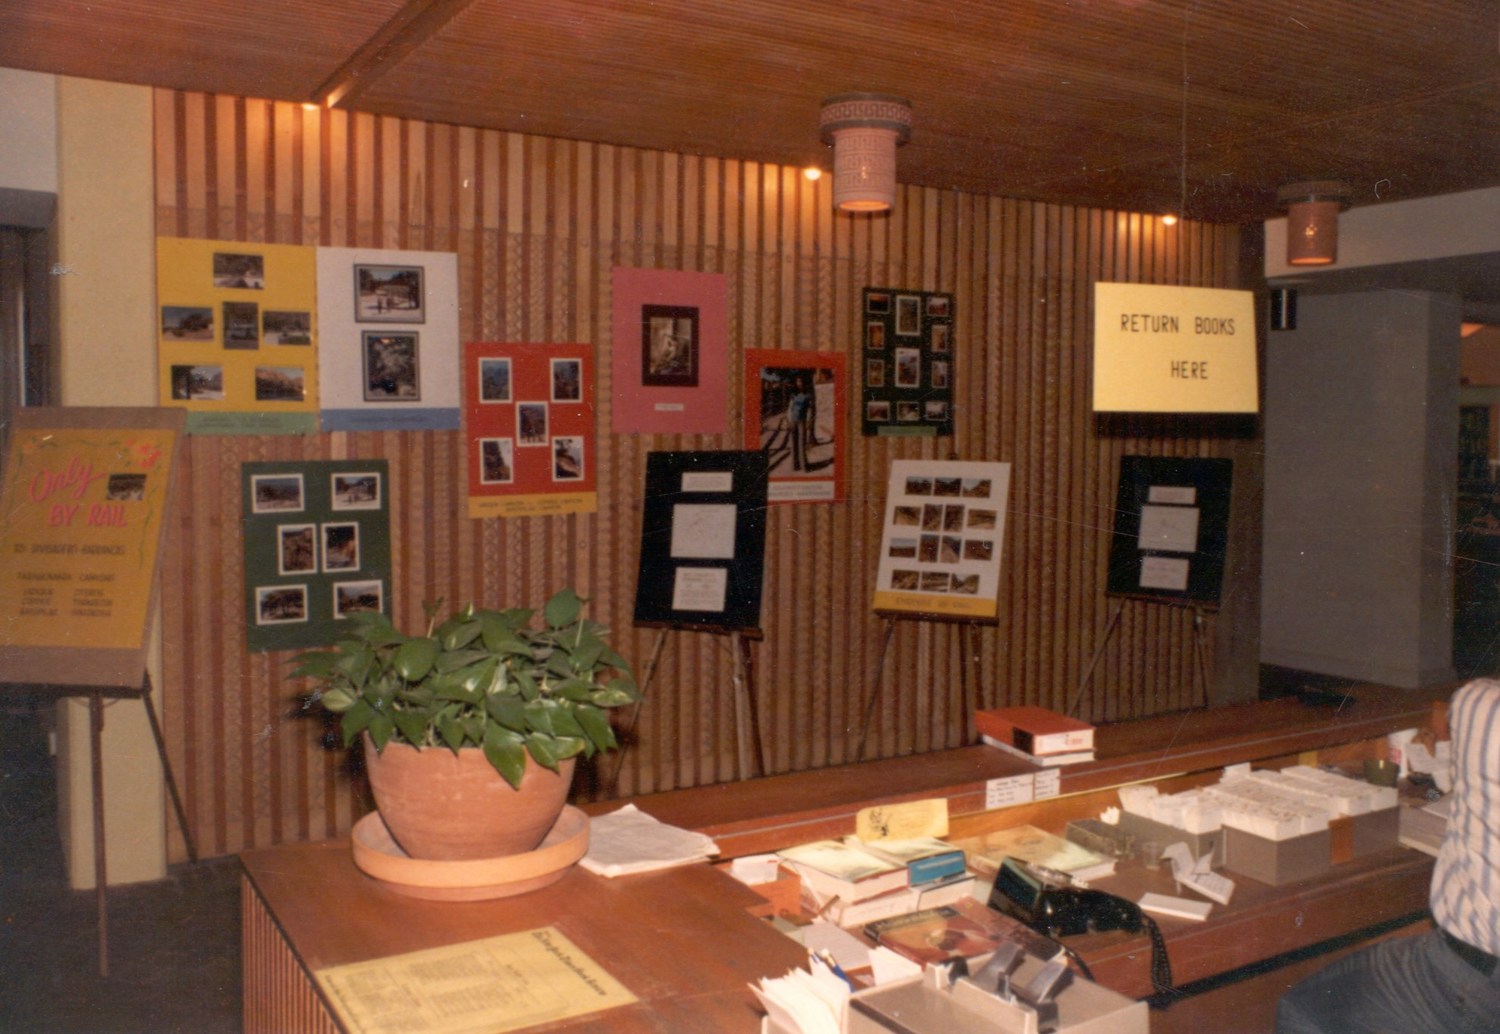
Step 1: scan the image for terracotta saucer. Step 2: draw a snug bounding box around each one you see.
[351,805,590,901]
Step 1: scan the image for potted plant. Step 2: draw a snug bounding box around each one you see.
[292,587,638,861]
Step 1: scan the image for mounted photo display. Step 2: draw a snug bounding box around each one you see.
[743,350,845,504]
[872,459,1010,621]
[242,459,392,652]
[1105,455,1233,607]
[633,451,768,632]
[860,287,954,437]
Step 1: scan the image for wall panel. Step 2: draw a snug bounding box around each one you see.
[154,90,1250,860]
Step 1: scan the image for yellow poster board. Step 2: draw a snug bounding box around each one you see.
[0,407,184,687]
[1092,282,1259,414]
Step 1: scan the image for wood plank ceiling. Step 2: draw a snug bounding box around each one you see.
[2,0,1497,225]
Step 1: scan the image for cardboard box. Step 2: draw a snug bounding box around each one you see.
[1117,812,1225,866]
[1330,805,1399,865]
[1223,827,1330,885]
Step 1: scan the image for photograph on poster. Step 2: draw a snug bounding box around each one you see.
[895,295,921,335]
[756,367,831,477]
[331,472,382,510]
[931,324,950,352]
[334,580,383,618]
[552,437,584,481]
[213,252,264,289]
[867,291,891,314]
[278,524,317,575]
[106,474,147,501]
[169,364,223,401]
[894,348,921,387]
[551,358,582,402]
[362,332,420,401]
[354,264,425,323]
[642,305,699,386]
[255,366,305,401]
[322,523,360,572]
[866,359,885,386]
[868,401,890,422]
[256,584,307,625]
[223,301,260,348]
[251,473,304,513]
[1105,455,1231,606]
[262,310,311,345]
[161,306,213,340]
[867,322,886,350]
[479,357,512,402]
[479,438,515,484]
[517,402,548,446]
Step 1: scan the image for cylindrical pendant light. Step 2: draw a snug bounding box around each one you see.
[1277,181,1350,266]
[819,93,912,213]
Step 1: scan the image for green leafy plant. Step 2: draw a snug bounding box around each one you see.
[291,588,639,789]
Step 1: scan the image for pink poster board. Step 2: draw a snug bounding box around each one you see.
[610,267,728,434]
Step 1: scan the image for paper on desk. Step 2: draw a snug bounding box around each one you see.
[751,963,847,1034]
[868,945,922,985]
[580,804,718,877]
[803,920,872,971]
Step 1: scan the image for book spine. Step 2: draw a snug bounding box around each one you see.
[1014,726,1095,755]
[906,852,967,885]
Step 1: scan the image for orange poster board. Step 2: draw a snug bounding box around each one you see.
[0,407,184,687]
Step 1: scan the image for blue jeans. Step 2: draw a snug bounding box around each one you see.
[1276,927,1500,1033]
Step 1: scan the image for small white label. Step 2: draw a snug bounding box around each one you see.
[986,774,1035,810]
[681,471,734,493]
[654,402,686,412]
[1033,768,1060,800]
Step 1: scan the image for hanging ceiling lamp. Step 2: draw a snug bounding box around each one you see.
[819,93,912,213]
[1277,181,1350,266]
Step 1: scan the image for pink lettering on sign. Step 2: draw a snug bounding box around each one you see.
[28,456,107,504]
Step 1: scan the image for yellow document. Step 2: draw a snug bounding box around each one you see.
[855,798,950,842]
[315,927,636,1034]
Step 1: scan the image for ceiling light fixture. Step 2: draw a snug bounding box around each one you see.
[819,93,912,213]
[1278,181,1350,266]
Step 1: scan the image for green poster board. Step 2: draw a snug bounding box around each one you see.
[242,459,391,652]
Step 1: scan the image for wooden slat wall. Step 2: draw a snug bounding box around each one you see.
[154,91,1247,860]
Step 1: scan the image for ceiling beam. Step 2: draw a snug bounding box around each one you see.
[311,0,479,110]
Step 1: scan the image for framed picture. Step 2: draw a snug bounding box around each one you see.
[213,252,264,289]
[256,584,308,625]
[333,580,384,619]
[169,364,223,401]
[641,304,699,387]
[262,310,311,345]
[478,437,515,484]
[478,357,512,403]
[895,295,921,336]
[354,264,425,323]
[551,358,583,402]
[161,306,213,341]
[362,332,421,401]
[250,473,304,513]
[552,436,584,481]
[222,301,260,349]
[277,524,317,576]
[331,471,382,510]
[517,402,549,446]
[254,366,305,402]
[321,522,361,572]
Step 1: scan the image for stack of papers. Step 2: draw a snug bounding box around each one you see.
[579,804,718,877]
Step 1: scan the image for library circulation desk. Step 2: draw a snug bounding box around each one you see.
[241,684,1445,1033]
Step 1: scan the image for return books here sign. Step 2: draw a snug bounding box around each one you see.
[1092,282,1258,414]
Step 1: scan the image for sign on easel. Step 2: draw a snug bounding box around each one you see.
[872,459,1011,621]
[1105,455,1232,607]
[0,407,185,686]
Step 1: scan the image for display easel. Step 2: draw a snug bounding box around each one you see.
[609,622,766,789]
[1064,595,1213,719]
[857,612,992,761]
[0,407,193,976]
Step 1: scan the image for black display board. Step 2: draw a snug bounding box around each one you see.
[1105,455,1232,607]
[860,287,954,437]
[633,451,767,631]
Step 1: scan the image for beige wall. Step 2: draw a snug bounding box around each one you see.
[54,75,166,888]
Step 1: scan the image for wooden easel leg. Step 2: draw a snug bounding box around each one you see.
[731,632,764,780]
[141,676,197,863]
[89,692,109,978]
[856,617,899,762]
[607,627,669,794]
[1066,598,1126,719]
[1190,605,1211,706]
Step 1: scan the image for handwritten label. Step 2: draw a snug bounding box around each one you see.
[985,773,1035,810]
[1034,768,1060,800]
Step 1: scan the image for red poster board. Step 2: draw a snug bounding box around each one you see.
[743,350,846,504]
[0,407,184,687]
[465,342,597,519]
[610,267,728,434]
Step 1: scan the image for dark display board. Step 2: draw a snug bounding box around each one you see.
[1105,455,1232,607]
[860,287,954,437]
[242,459,392,652]
[633,451,767,632]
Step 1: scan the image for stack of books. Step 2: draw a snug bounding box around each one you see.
[975,705,1096,766]
[775,836,975,927]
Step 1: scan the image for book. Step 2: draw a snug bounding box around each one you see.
[815,873,977,928]
[777,839,910,905]
[864,897,1065,967]
[981,735,1096,767]
[956,823,1117,883]
[846,836,968,886]
[974,706,1095,756]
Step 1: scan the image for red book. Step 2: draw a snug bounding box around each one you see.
[975,706,1094,756]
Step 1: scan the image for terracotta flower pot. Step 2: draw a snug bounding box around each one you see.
[362,734,575,861]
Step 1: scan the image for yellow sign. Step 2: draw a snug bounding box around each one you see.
[0,410,182,683]
[1092,282,1258,413]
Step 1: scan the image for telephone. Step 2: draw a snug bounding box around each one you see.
[986,856,1143,937]
[987,856,1175,1002]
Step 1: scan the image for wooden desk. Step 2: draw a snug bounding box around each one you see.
[240,841,806,1033]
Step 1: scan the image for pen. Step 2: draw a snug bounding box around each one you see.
[815,949,855,990]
